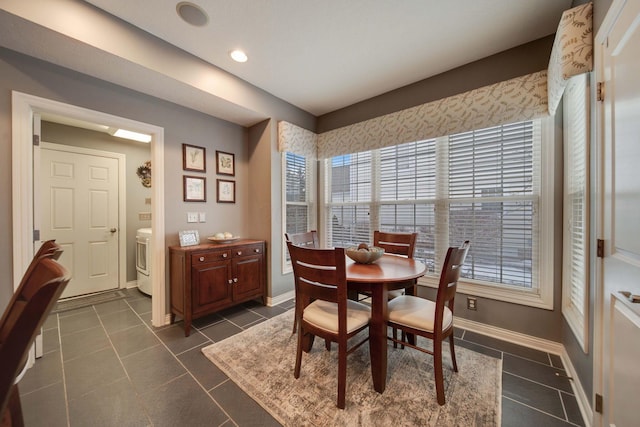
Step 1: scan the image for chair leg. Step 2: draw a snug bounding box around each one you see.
[294,329,305,378]
[1,384,24,427]
[449,335,458,372]
[433,339,445,405]
[325,338,331,351]
[336,340,347,409]
[392,327,398,348]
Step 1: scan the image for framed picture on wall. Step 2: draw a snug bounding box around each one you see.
[216,179,235,203]
[183,175,206,202]
[216,150,235,176]
[183,144,206,172]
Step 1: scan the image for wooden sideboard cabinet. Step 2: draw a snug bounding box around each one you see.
[169,239,266,336]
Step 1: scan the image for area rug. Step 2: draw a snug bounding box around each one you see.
[202,310,501,426]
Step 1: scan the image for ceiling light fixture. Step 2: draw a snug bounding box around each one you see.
[176,2,209,27]
[229,49,248,63]
[109,128,152,143]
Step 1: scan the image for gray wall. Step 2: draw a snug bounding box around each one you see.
[41,121,152,283]
[0,46,314,311]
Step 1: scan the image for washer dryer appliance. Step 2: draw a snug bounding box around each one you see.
[136,228,153,296]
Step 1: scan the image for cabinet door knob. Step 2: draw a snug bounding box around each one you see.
[233,278,238,283]
[228,279,233,284]
[199,256,205,262]
[254,248,260,253]
[222,253,228,258]
[237,251,242,256]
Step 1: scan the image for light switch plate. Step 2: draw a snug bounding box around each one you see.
[199,212,206,222]
[138,212,151,221]
[187,212,198,223]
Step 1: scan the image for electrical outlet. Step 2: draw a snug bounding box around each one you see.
[138,212,151,221]
[467,297,477,311]
[145,198,151,205]
[187,212,198,223]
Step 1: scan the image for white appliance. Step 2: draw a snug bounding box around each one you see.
[136,228,153,296]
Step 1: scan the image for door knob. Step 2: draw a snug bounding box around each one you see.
[110,228,117,233]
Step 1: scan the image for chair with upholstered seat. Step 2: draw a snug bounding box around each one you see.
[373,230,418,299]
[285,231,320,334]
[0,249,70,426]
[287,242,371,409]
[386,240,469,405]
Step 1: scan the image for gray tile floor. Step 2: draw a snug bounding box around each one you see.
[19,288,585,426]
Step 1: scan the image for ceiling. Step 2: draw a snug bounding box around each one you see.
[82,0,572,117]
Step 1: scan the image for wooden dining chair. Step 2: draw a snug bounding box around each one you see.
[284,231,320,334]
[0,255,70,426]
[287,242,371,409]
[373,230,418,299]
[386,240,470,405]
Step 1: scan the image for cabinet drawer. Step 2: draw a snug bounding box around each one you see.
[191,250,231,264]
[232,244,263,257]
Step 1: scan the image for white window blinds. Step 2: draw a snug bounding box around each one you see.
[323,119,549,298]
[562,74,589,352]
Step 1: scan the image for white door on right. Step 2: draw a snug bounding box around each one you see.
[600,0,640,425]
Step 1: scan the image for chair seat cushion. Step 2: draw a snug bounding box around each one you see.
[387,295,453,333]
[387,289,404,299]
[303,299,371,334]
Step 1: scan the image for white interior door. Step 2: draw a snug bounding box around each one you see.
[599,0,640,425]
[40,142,120,298]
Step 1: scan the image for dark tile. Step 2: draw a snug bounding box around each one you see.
[68,377,150,427]
[502,397,575,427]
[43,327,60,353]
[99,308,143,335]
[155,324,209,355]
[276,299,295,311]
[60,325,110,361]
[503,354,573,393]
[57,305,93,318]
[121,344,185,393]
[19,381,68,427]
[455,337,502,359]
[561,391,586,426]
[244,317,267,329]
[178,346,228,390]
[58,309,101,335]
[503,372,565,418]
[550,353,564,369]
[43,314,58,331]
[18,350,63,394]
[141,374,229,427]
[209,379,280,427]
[247,303,287,319]
[93,298,132,315]
[123,287,148,300]
[453,327,464,338]
[222,308,263,328]
[127,296,152,314]
[200,320,243,342]
[191,312,223,329]
[110,323,161,358]
[463,331,551,365]
[64,347,126,399]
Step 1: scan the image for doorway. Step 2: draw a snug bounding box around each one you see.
[11,91,166,327]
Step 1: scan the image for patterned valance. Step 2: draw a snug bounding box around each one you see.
[547,2,593,115]
[278,3,593,160]
[317,71,547,158]
[277,120,317,160]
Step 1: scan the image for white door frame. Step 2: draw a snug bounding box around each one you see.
[11,91,167,327]
[40,142,126,297]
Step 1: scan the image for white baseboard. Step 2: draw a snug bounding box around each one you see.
[454,316,564,354]
[560,349,593,427]
[126,280,138,289]
[267,290,295,307]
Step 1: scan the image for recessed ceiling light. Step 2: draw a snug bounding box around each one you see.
[229,49,248,63]
[176,2,208,27]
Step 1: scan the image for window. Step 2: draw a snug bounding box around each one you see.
[562,74,589,351]
[322,119,555,308]
[282,152,316,272]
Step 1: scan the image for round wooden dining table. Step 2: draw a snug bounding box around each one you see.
[346,254,427,393]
